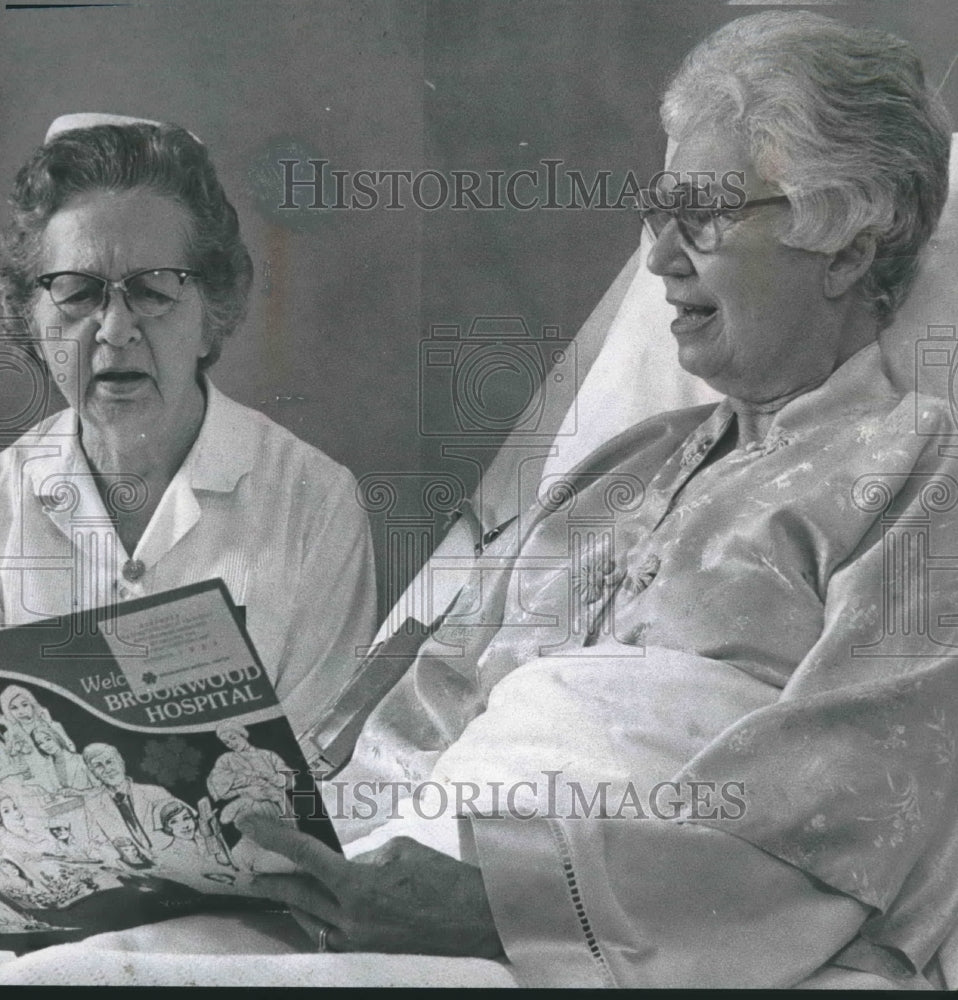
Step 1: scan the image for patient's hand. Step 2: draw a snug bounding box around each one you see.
[236,814,503,957]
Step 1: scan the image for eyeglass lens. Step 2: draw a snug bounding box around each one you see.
[43,270,190,319]
[643,182,722,249]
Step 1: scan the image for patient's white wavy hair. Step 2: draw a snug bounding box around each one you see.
[661,11,952,326]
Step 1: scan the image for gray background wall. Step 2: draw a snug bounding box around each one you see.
[2,0,956,619]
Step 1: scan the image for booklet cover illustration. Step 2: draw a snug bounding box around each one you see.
[0,579,337,951]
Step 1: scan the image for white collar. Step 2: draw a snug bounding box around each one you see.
[27,378,255,564]
[26,378,255,500]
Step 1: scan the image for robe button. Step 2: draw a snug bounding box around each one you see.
[122,559,145,582]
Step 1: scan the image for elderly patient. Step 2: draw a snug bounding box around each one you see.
[0,116,377,746]
[225,13,958,989]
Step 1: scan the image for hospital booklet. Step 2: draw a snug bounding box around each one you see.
[0,578,338,952]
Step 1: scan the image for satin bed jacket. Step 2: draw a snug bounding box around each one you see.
[330,342,958,988]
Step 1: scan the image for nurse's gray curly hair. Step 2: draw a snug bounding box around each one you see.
[1,123,253,369]
[661,11,952,326]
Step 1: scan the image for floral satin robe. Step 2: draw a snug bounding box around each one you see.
[328,343,958,987]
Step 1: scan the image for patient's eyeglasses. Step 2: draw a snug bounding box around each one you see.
[640,182,790,253]
[36,268,203,321]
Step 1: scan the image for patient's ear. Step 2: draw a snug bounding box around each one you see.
[824,231,877,299]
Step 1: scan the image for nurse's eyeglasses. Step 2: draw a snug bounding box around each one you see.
[36,268,203,320]
[640,182,790,253]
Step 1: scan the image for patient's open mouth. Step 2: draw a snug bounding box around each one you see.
[680,304,717,318]
[668,299,718,335]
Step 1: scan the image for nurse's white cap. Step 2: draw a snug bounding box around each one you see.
[44,113,202,144]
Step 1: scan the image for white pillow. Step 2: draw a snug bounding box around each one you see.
[879,134,958,399]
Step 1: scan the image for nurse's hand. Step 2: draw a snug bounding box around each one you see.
[236,813,503,957]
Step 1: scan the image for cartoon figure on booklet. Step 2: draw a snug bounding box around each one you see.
[109,837,154,870]
[154,800,236,875]
[207,723,290,818]
[80,743,173,865]
[0,790,64,863]
[0,687,74,785]
[0,732,27,784]
[44,819,93,863]
[28,724,95,797]
[206,723,297,873]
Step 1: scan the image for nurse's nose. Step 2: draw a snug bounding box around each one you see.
[93,285,142,347]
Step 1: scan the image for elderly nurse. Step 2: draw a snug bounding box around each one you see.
[0,115,377,747]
